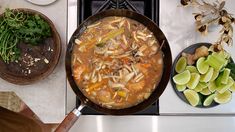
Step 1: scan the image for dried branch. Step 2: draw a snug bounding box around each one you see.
[181,0,235,50]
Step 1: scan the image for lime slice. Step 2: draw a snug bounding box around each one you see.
[183,89,200,107]
[194,82,208,92]
[203,94,216,106]
[187,73,200,89]
[186,66,199,73]
[221,68,231,84]
[200,88,212,95]
[196,57,209,74]
[173,70,191,85]
[217,77,234,94]
[175,56,187,73]
[210,70,219,82]
[176,84,186,92]
[214,90,232,104]
[208,81,217,93]
[200,67,214,82]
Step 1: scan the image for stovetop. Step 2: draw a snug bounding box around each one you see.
[75,0,160,115]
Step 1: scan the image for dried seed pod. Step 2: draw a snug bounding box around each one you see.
[219,18,226,25]
[194,14,203,21]
[224,29,229,34]
[220,9,228,16]
[181,0,191,6]
[198,25,207,32]
[230,17,235,23]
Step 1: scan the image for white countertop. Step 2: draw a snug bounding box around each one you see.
[0,0,67,123]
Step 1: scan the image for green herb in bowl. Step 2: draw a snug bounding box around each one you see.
[0,8,51,63]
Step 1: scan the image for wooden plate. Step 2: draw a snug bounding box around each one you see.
[0,8,61,85]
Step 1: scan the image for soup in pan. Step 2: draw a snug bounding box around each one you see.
[72,17,163,109]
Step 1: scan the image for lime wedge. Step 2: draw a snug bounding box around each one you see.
[217,77,234,94]
[187,73,200,89]
[173,70,191,85]
[175,56,187,73]
[200,67,214,82]
[183,89,200,107]
[229,82,235,92]
[200,82,209,89]
[196,57,209,74]
[194,85,203,92]
[186,66,199,73]
[203,94,216,106]
[176,84,186,91]
[208,81,217,93]
[200,88,212,95]
[215,73,223,86]
[210,70,219,82]
[214,90,232,104]
[221,68,231,84]
[194,82,208,92]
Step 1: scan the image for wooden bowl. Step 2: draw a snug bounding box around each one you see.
[0,8,61,85]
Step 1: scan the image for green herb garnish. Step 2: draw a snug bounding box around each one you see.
[0,8,51,63]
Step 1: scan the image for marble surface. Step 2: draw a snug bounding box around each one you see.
[0,0,67,123]
[159,0,235,114]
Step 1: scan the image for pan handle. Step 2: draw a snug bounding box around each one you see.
[55,104,85,132]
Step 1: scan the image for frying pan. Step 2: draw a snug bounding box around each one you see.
[55,9,172,132]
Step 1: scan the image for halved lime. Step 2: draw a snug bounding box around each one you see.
[175,56,187,73]
[208,81,217,93]
[200,67,214,82]
[176,84,186,92]
[183,89,200,107]
[187,73,200,89]
[186,66,199,73]
[203,94,216,106]
[214,90,232,104]
[194,82,208,92]
[210,70,219,82]
[217,77,234,94]
[200,88,211,95]
[221,68,231,84]
[173,70,191,85]
[196,57,209,74]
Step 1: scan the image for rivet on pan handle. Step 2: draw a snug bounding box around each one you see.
[55,104,85,132]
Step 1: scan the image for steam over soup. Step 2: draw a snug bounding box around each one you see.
[72,17,163,109]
